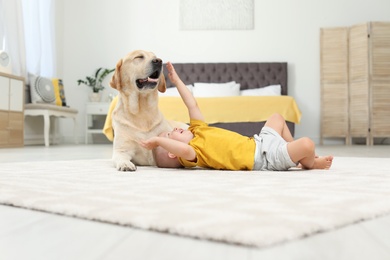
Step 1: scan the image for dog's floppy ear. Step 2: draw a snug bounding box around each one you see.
[157,74,166,93]
[110,59,123,90]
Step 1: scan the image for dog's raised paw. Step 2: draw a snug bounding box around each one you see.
[116,161,137,171]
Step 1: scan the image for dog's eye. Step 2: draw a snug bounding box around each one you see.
[135,55,144,60]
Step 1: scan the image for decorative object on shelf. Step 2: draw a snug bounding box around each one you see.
[0,50,12,74]
[77,67,114,101]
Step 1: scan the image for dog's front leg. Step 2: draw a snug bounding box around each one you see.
[112,150,137,171]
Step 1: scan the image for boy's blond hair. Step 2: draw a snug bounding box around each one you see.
[152,146,183,168]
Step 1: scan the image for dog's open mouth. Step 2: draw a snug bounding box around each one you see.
[136,69,161,89]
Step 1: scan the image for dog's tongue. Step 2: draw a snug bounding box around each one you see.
[139,77,157,83]
[147,77,158,83]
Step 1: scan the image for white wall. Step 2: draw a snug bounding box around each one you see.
[56,0,390,144]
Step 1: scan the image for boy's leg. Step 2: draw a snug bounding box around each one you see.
[287,138,333,169]
[263,113,333,169]
[287,137,315,167]
[264,113,294,142]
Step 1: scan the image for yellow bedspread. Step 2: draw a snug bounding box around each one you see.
[158,96,301,124]
[103,96,301,141]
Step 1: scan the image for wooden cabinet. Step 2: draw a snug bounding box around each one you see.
[0,72,25,148]
[320,22,390,145]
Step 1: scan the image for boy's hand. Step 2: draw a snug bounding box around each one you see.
[166,62,181,85]
[166,61,204,122]
[139,137,159,150]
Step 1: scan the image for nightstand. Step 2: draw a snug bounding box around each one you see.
[85,102,110,144]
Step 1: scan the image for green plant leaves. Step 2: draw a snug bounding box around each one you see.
[77,67,115,92]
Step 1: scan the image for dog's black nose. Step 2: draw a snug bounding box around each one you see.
[152,58,162,64]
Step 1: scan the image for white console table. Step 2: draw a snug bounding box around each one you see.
[85,102,110,144]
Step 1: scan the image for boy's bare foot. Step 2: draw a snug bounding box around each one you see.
[297,154,320,168]
[166,62,182,85]
[311,155,333,170]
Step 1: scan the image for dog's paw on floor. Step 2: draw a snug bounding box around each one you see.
[116,160,137,171]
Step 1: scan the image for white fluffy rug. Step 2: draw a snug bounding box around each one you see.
[1,157,390,248]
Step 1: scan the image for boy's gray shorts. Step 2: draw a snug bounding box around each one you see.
[253,126,297,171]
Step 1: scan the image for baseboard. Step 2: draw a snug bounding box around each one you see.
[317,136,390,146]
[24,134,66,146]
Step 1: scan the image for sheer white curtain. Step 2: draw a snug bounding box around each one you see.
[0,0,55,78]
[0,0,26,77]
[22,0,56,77]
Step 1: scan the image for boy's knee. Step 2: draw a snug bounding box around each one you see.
[301,137,315,153]
[269,113,284,122]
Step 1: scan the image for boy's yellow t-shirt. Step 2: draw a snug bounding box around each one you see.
[179,119,256,170]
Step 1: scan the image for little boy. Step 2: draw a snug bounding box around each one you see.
[140,62,333,171]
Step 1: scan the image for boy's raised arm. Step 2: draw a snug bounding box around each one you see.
[140,136,196,161]
[166,62,204,121]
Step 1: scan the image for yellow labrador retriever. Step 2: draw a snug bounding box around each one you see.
[110,50,174,171]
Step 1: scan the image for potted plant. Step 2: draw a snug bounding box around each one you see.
[78,67,115,102]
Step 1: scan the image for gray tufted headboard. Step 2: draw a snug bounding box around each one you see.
[163,62,288,95]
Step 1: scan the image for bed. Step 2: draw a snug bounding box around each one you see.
[103,62,301,141]
[159,62,300,137]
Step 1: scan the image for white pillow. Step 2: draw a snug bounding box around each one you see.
[160,85,193,96]
[193,81,240,97]
[28,73,56,105]
[240,84,281,96]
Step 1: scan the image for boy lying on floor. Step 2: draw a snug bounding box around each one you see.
[140,62,333,171]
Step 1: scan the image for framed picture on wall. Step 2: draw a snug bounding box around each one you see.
[180,0,254,30]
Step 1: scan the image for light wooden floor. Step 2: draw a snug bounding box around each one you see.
[1,144,390,260]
